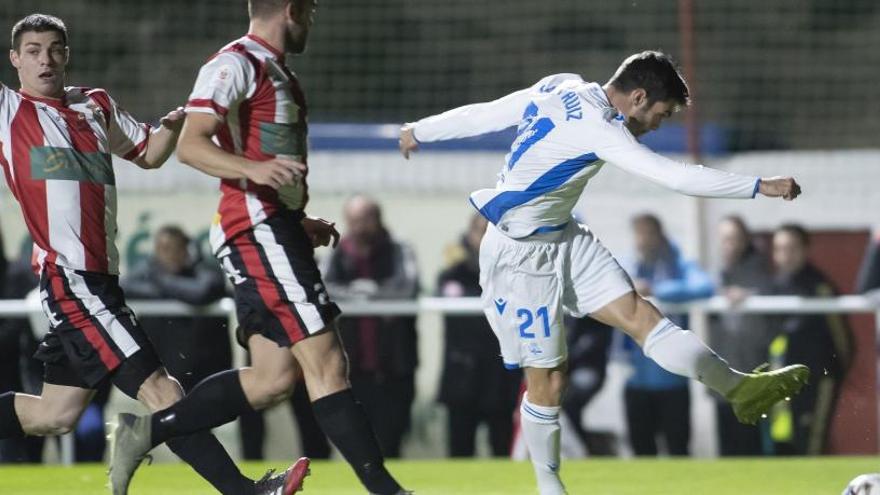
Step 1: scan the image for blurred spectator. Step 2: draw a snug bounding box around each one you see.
[768,224,854,455]
[562,316,615,456]
[621,214,713,456]
[708,216,774,456]
[323,195,419,458]
[436,214,521,457]
[121,225,230,391]
[0,234,42,463]
[856,229,880,294]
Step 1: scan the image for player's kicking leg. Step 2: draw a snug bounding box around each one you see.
[590,291,809,424]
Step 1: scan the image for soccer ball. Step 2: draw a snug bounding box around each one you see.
[843,474,880,495]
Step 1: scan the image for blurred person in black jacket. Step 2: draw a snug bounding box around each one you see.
[121,225,230,392]
[323,195,419,458]
[708,216,775,456]
[436,214,521,457]
[768,224,854,455]
[562,316,614,456]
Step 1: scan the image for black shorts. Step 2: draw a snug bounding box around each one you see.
[34,264,160,391]
[217,211,341,348]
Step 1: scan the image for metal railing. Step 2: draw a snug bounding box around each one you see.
[7,294,877,465]
[4,294,879,319]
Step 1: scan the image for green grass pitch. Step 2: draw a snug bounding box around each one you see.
[0,457,876,494]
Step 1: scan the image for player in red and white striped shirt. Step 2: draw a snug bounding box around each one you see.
[110,2,409,495]
[0,14,306,495]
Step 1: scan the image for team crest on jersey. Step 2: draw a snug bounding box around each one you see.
[211,65,234,90]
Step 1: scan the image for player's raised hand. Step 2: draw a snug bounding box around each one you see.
[244,157,308,190]
[399,124,419,159]
[301,216,340,248]
[159,106,186,133]
[758,176,801,201]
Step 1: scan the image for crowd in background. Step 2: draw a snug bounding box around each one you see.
[0,196,868,463]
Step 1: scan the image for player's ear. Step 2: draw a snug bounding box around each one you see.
[9,49,20,69]
[285,0,297,23]
[630,88,647,108]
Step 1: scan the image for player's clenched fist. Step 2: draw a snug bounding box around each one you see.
[399,124,419,159]
[758,176,801,201]
[243,157,308,190]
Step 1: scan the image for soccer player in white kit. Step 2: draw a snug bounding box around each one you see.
[400,51,809,495]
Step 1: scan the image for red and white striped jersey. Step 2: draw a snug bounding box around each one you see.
[185,34,310,253]
[0,84,150,275]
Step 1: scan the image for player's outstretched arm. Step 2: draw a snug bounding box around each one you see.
[756,176,801,201]
[177,112,306,190]
[400,85,538,159]
[132,107,185,169]
[595,123,768,199]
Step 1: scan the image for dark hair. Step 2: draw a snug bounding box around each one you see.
[11,14,67,51]
[608,51,690,106]
[721,215,751,239]
[776,223,810,247]
[249,0,301,18]
[155,225,190,246]
[632,213,664,235]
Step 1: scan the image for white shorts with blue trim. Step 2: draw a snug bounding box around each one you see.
[479,221,633,369]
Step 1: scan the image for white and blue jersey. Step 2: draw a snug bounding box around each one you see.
[411,73,760,239]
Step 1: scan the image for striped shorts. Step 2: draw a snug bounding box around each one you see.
[34,263,159,388]
[217,211,341,348]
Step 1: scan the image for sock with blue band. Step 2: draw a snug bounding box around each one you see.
[520,394,566,495]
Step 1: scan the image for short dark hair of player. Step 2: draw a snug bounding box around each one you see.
[608,50,690,107]
[249,0,307,18]
[776,223,810,247]
[11,14,67,51]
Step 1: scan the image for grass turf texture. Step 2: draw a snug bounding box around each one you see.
[0,457,876,494]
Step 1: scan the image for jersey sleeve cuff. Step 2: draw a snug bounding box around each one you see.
[751,178,761,198]
[122,123,152,161]
[186,99,229,119]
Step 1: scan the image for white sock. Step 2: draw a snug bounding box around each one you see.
[520,395,566,495]
[642,318,745,395]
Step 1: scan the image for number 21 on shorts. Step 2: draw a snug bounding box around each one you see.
[517,306,551,339]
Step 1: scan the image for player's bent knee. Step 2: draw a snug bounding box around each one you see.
[256,371,297,407]
[525,367,568,407]
[41,410,81,436]
[138,373,185,412]
[298,338,347,381]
